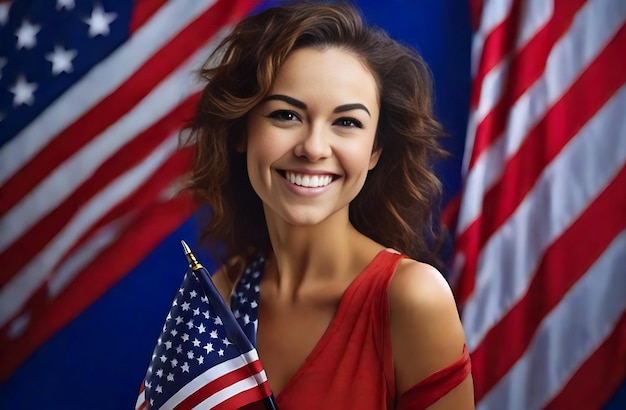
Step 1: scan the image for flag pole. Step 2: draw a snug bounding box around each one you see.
[181,241,279,410]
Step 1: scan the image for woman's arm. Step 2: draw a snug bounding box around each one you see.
[389,260,475,409]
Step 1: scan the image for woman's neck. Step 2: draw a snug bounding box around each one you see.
[262,209,371,299]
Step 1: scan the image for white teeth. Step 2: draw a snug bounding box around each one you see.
[285,172,333,188]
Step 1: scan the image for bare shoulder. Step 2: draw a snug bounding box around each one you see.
[388,259,458,327]
[388,259,471,400]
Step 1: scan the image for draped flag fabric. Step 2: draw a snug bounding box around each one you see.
[0,0,261,384]
[450,1,626,409]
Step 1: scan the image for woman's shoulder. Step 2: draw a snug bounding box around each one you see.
[388,258,468,395]
[388,258,455,314]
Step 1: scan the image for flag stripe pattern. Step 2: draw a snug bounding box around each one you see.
[452,1,626,408]
[0,0,260,383]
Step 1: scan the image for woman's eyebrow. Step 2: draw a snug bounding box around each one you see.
[262,94,306,109]
[333,103,370,117]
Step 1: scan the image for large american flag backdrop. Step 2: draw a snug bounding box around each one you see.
[448,1,626,409]
[0,0,623,409]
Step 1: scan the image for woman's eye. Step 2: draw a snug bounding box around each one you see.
[334,117,363,128]
[267,110,300,122]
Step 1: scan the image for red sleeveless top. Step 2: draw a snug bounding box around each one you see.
[243,249,471,409]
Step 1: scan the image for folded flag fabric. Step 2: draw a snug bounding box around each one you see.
[135,255,272,410]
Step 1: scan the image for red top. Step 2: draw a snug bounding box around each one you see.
[247,249,471,409]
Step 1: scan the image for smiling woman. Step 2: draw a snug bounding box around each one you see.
[245,47,380,227]
[180,1,475,409]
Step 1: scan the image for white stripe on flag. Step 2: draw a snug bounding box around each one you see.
[516,0,553,51]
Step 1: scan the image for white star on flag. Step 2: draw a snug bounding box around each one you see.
[84,5,116,37]
[15,20,40,49]
[45,45,77,75]
[9,75,38,106]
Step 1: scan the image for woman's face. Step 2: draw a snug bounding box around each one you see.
[245,46,381,227]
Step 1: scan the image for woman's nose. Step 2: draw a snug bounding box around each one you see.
[294,125,332,161]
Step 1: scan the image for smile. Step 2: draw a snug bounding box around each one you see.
[284,171,334,188]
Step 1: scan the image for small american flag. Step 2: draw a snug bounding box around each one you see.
[135,257,272,410]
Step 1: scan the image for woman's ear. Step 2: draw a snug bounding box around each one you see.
[368,147,382,170]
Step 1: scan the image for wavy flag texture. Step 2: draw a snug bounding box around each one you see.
[0,0,623,408]
[447,0,626,409]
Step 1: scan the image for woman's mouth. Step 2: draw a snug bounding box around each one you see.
[283,171,335,188]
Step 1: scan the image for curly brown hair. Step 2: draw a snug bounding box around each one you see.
[186,1,447,269]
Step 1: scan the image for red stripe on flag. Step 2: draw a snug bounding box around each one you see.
[470,164,626,401]
[454,23,626,304]
[543,311,626,409]
[469,0,586,168]
[0,94,199,286]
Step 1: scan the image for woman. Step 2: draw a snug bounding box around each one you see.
[187,2,474,408]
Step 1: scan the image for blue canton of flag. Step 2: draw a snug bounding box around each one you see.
[0,0,132,142]
[136,253,271,410]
